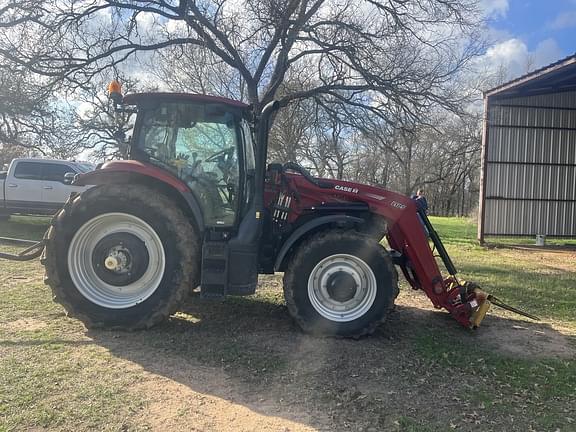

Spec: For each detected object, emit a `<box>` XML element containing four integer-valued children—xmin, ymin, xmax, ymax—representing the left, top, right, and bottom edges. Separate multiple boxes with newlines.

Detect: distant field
<box><xmin>1</xmin><ymin>215</ymin><xmax>574</xmax><ymax>431</ymax></box>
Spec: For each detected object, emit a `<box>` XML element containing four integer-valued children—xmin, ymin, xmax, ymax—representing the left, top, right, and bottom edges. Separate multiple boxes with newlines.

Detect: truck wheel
<box><xmin>283</xmin><ymin>231</ymin><xmax>398</xmax><ymax>337</ymax></box>
<box><xmin>43</xmin><ymin>184</ymin><xmax>200</xmax><ymax>330</ymax></box>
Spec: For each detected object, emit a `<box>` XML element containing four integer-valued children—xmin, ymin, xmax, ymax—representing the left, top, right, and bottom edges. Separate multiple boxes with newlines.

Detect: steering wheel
<box><xmin>205</xmin><ymin>147</ymin><xmax>235</xmax><ymax>163</ymax></box>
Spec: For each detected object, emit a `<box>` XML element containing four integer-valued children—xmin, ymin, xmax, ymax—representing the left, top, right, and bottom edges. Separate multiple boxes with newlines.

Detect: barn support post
<box><xmin>478</xmin><ymin>95</ymin><xmax>490</xmax><ymax>245</ymax></box>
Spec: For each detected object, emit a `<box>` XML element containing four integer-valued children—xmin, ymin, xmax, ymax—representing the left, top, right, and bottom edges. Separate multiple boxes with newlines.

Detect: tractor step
<box><xmin>200</xmin><ymin>240</ymin><xmax>229</xmax><ymax>298</ymax></box>
<box><xmin>389</xmin><ymin>249</ymin><xmax>405</xmax><ymax>266</ymax></box>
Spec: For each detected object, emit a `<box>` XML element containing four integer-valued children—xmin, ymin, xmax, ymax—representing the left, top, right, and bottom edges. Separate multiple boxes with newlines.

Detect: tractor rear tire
<box><xmin>43</xmin><ymin>184</ymin><xmax>200</xmax><ymax>330</ymax></box>
<box><xmin>283</xmin><ymin>230</ymin><xmax>398</xmax><ymax>337</ymax></box>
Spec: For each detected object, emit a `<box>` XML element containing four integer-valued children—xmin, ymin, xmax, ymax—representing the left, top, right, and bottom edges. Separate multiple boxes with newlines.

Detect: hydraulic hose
<box><xmin>282</xmin><ymin>162</ymin><xmax>333</xmax><ymax>189</ymax></box>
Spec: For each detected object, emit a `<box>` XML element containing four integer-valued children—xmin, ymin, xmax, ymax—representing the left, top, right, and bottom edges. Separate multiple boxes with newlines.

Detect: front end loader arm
<box><xmin>387</xmin><ymin>207</ymin><xmax>538</xmax><ymax>328</ymax></box>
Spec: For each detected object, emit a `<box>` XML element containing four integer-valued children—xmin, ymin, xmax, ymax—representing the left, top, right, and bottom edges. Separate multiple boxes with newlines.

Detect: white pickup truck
<box><xmin>0</xmin><ymin>158</ymin><xmax>94</xmax><ymax>218</ymax></box>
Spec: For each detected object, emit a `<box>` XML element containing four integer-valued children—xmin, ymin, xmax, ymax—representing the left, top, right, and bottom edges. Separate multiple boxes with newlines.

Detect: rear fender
<box><xmin>75</xmin><ymin>164</ymin><xmax>204</xmax><ymax>231</ymax></box>
<box><xmin>274</xmin><ymin>215</ymin><xmax>364</xmax><ymax>271</ymax></box>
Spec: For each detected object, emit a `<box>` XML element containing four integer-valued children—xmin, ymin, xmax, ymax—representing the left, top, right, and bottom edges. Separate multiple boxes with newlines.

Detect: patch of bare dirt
<box><xmin>475</xmin><ymin>320</ymin><xmax>576</xmax><ymax>359</ymax></box>
<box><xmin>4</xmin><ymin>265</ymin><xmax>573</xmax><ymax>431</ymax></box>
<box><xmin>3</xmin><ymin>318</ymin><xmax>47</xmax><ymax>332</ymax></box>
<box><xmin>79</xmin><ymin>281</ymin><xmax>574</xmax><ymax>432</ymax></box>
<box><xmin>498</xmin><ymin>247</ymin><xmax>576</xmax><ymax>273</ymax></box>
<box><xmin>133</xmin><ymin>374</ymin><xmax>323</xmax><ymax>432</ymax></box>
<box><xmin>396</xmin><ymin>289</ymin><xmax>576</xmax><ymax>359</ymax></box>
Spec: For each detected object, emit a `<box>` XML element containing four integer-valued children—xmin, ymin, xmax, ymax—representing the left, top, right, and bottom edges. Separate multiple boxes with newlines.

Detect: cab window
<box><xmin>14</xmin><ymin>162</ymin><xmax>42</xmax><ymax>180</ymax></box>
<box><xmin>43</xmin><ymin>164</ymin><xmax>75</xmax><ymax>182</ymax></box>
<box><xmin>137</xmin><ymin>102</ymin><xmax>240</xmax><ymax>227</ymax></box>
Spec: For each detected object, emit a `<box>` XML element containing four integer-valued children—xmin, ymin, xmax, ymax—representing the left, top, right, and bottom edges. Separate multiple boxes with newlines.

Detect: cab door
<box><xmin>136</xmin><ymin>102</ymin><xmax>241</xmax><ymax>227</ymax></box>
<box><xmin>6</xmin><ymin>161</ymin><xmax>43</xmax><ymax>211</ymax></box>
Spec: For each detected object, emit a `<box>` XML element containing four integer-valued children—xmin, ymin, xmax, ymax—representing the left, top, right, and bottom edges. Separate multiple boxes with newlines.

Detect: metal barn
<box><xmin>478</xmin><ymin>55</ymin><xmax>576</xmax><ymax>243</ymax></box>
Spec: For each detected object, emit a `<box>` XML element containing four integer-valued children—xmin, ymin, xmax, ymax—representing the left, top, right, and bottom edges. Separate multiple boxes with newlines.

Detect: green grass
<box><xmin>416</xmin><ymin>217</ymin><xmax>576</xmax><ymax>430</ymax></box>
<box><xmin>487</xmin><ymin>236</ymin><xmax>576</xmax><ymax>247</ymax></box>
<box><xmin>0</xmin><ymin>286</ymin><xmax>146</xmax><ymax>431</ymax></box>
<box><xmin>428</xmin><ymin>216</ymin><xmax>481</xmax><ymax>247</ymax></box>
<box><xmin>429</xmin><ymin>216</ymin><xmax>576</xmax><ymax>322</ymax></box>
<box><xmin>413</xmin><ymin>330</ymin><xmax>575</xmax><ymax>431</ymax></box>
<box><xmin>0</xmin><ymin>215</ymin><xmax>51</xmax><ymax>240</ymax></box>
<box><xmin>429</xmin><ymin>215</ymin><xmax>576</xmax><ymax>247</ymax></box>
<box><xmin>0</xmin><ymin>348</ymin><xmax>144</xmax><ymax>430</ymax></box>
<box><xmin>0</xmin><ymin>215</ymin><xmax>575</xmax><ymax>431</ymax></box>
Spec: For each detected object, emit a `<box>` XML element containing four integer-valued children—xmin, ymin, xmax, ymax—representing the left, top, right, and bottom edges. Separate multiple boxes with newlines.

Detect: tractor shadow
<box><xmin>85</xmin><ymin>288</ymin><xmax>576</xmax><ymax>430</ymax></box>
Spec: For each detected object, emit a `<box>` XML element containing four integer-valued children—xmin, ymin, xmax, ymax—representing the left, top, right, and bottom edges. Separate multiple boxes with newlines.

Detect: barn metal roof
<box><xmin>485</xmin><ymin>53</ymin><xmax>576</xmax><ymax>99</ymax></box>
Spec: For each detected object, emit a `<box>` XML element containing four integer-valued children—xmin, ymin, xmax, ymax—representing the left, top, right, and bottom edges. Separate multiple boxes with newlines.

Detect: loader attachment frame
<box><xmin>0</xmin><ymin>237</ymin><xmax>45</xmax><ymax>261</ymax></box>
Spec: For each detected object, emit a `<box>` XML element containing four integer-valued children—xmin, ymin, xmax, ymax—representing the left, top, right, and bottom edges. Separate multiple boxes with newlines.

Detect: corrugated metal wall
<box><xmin>484</xmin><ymin>90</ymin><xmax>576</xmax><ymax>236</ymax></box>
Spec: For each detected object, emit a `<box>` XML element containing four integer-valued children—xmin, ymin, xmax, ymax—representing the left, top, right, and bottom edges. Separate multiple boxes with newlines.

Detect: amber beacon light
<box><xmin>108</xmin><ymin>79</ymin><xmax>123</xmax><ymax>106</ymax></box>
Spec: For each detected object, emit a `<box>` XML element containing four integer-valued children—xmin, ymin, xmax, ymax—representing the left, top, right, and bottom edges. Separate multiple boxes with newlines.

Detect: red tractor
<box><xmin>35</xmin><ymin>85</ymin><xmax>526</xmax><ymax>337</ymax></box>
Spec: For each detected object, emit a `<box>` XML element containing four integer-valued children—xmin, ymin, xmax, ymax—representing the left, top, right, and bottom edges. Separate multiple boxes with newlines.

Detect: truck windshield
<box><xmin>136</xmin><ymin>102</ymin><xmax>241</xmax><ymax>227</ymax></box>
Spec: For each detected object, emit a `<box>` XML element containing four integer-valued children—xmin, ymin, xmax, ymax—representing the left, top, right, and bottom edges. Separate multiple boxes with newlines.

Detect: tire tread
<box><xmin>283</xmin><ymin>230</ymin><xmax>398</xmax><ymax>338</ymax></box>
<box><xmin>43</xmin><ymin>184</ymin><xmax>199</xmax><ymax>330</ymax></box>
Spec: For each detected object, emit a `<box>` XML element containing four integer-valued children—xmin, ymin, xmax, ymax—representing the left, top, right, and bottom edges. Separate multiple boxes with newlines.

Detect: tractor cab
<box><xmin>122</xmin><ymin>93</ymin><xmax>255</xmax><ymax>229</ymax></box>
<box><xmin>99</xmin><ymin>90</ymin><xmax>280</xmax><ymax>301</ymax></box>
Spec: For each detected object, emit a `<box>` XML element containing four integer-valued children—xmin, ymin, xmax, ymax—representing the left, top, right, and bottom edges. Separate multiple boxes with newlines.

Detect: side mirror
<box><xmin>63</xmin><ymin>172</ymin><xmax>77</xmax><ymax>185</ymax></box>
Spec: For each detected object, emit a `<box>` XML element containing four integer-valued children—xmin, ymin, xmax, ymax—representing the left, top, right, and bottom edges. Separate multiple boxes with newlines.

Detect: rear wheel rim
<box><xmin>307</xmin><ymin>254</ymin><xmax>377</xmax><ymax>322</ymax></box>
<box><xmin>67</xmin><ymin>213</ymin><xmax>165</xmax><ymax>309</ymax></box>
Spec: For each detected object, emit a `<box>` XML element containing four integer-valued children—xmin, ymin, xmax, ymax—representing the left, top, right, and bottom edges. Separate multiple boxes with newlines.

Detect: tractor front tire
<box><xmin>283</xmin><ymin>231</ymin><xmax>398</xmax><ymax>337</ymax></box>
<box><xmin>43</xmin><ymin>184</ymin><xmax>200</xmax><ymax>330</ymax></box>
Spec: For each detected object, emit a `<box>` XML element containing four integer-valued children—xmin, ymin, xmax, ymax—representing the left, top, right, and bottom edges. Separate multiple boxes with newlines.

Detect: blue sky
<box><xmin>490</xmin><ymin>0</ymin><xmax>576</xmax><ymax>53</ymax></box>
<box><xmin>480</xmin><ymin>0</ymin><xmax>575</xmax><ymax>78</ymax></box>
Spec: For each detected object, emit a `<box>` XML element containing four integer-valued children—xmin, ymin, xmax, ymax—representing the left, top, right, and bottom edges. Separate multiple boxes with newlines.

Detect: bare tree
<box><xmin>424</xmin><ymin>112</ymin><xmax>481</xmax><ymax>215</ymax></box>
<box><xmin>0</xmin><ymin>0</ymin><xmax>483</xmax><ymax>119</ymax></box>
<box><xmin>0</xmin><ymin>67</ymin><xmax>53</xmax><ymax>153</ymax></box>
<box><xmin>69</xmin><ymin>75</ymin><xmax>141</xmax><ymax>160</ymax></box>
<box><xmin>0</xmin><ymin>0</ymin><xmax>487</xmax><ymax>209</ymax></box>
<box><xmin>0</xmin><ymin>143</ymin><xmax>26</xmax><ymax>169</ymax></box>
<box><xmin>0</xmin><ymin>64</ymin><xmax>89</xmax><ymax>158</ymax></box>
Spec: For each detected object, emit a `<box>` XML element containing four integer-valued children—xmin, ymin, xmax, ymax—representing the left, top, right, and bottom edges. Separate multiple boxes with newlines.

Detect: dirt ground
<box><xmin>2</xmin><ymin>246</ymin><xmax>576</xmax><ymax>431</ymax></box>
<box><xmin>496</xmin><ymin>245</ymin><xmax>576</xmax><ymax>273</ymax></box>
<box><xmin>83</xmin><ymin>276</ymin><xmax>576</xmax><ymax>432</ymax></box>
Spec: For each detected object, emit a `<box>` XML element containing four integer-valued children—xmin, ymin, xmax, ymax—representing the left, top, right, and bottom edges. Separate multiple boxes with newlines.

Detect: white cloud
<box><xmin>479</xmin><ymin>0</ymin><xmax>509</xmax><ymax>19</ymax></box>
<box><xmin>166</xmin><ymin>19</ymin><xmax>187</xmax><ymax>36</ymax></box>
<box><xmin>135</xmin><ymin>11</ymin><xmax>157</xmax><ymax>34</ymax></box>
<box><xmin>477</xmin><ymin>37</ymin><xmax>563</xmax><ymax>81</ymax></box>
<box><xmin>481</xmin><ymin>38</ymin><xmax>528</xmax><ymax>75</ymax></box>
<box><xmin>532</xmin><ymin>38</ymin><xmax>565</xmax><ymax>67</ymax></box>
<box><xmin>548</xmin><ymin>11</ymin><xmax>576</xmax><ymax>30</ymax></box>
<box><xmin>483</xmin><ymin>26</ymin><xmax>513</xmax><ymax>45</ymax></box>
<box><xmin>76</xmin><ymin>101</ymin><xmax>94</xmax><ymax>120</ymax></box>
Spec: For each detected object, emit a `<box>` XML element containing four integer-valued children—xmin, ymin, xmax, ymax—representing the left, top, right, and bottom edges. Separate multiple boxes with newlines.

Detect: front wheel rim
<box><xmin>307</xmin><ymin>254</ymin><xmax>377</xmax><ymax>322</ymax></box>
<box><xmin>67</xmin><ymin>213</ymin><xmax>166</xmax><ymax>309</ymax></box>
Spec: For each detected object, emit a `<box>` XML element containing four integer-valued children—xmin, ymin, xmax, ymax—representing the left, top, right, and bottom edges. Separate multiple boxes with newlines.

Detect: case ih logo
<box><xmin>334</xmin><ymin>185</ymin><xmax>359</xmax><ymax>194</ymax></box>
